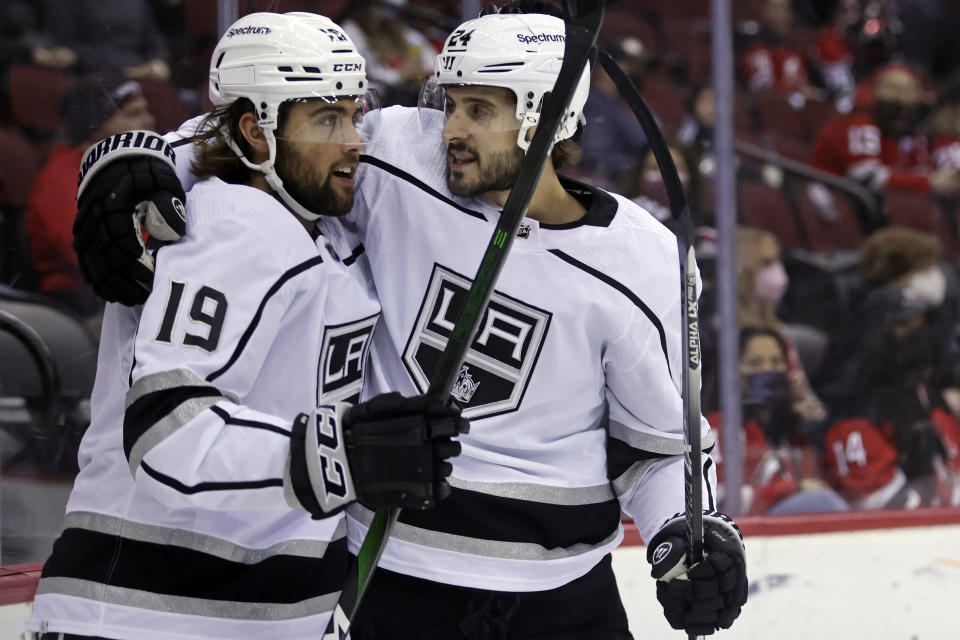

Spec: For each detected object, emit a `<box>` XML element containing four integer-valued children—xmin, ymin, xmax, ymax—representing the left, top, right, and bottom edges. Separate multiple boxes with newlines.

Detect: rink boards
<box><xmin>2</xmin><ymin>509</ymin><xmax>960</xmax><ymax>640</ymax></box>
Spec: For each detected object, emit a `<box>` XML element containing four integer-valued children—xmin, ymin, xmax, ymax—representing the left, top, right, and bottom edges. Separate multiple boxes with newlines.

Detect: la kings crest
<box><xmin>318</xmin><ymin>313</ymin><xmax>379</xmax><ymax>405</ymax></box>
<box><xmin>403</xmin><ymin>264</ymin><xmax>551</xmax><ymax>418</ymax></box>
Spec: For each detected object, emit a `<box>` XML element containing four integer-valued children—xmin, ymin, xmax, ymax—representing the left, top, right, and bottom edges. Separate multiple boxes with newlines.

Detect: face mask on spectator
<box><xmin>743</xmin><ymin>371</ymin><xmax>791</xmax><ymax>409</ymax></box>
<box><xmin>754</xmin><ymin>261</ymin><xmax>789</xmax><ymax>302</ymax></box>
<box><xmin>903</xmin><ymin>265</ymin><xmax>946</xmax><ymax>307</ymax></box>
<box><xmin>873</xmin><ymin>99</ymin><xmax>918</xmax><ymax>136</ymax></box>
<box><xmin>742</xmin><ymin>371</ymin><xmax>793</xmax><ymax>442</ymax></box>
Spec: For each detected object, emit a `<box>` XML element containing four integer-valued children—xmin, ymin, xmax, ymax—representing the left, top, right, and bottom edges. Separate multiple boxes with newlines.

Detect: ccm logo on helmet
<box><xmin>77</xmin><ymin>132</ymin><xmax>175</xmax><ymax>185</ymax></box>
<box><xmin>516</xmin><ymin>33</ymin><xmax>565</xmax><ymax>44</ymax></box>
<box><xmin>332</xmin><ymin>63</ymin><xmax>363</xmax><ymax>72</ymax></box>
<box><xmin>226</xmin><ymin>25</ymin><xmax>271</xmax><ymax>37</ymax></box>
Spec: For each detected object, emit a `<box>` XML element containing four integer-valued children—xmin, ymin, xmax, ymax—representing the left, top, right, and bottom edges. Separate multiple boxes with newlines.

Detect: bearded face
<box><xmin>441</xmin><ymin>85</ymin><xmax>525</xmax><ymax>199</ymax></box>
<box><xmin>274</xmin><ymin>137</ymin><xmax>356</xmax><ymax>217</ymax></box>
<box><xmin>446</xmin><ymin>140</ymin><xmax>524</xmax><ymax>197</ymax></box>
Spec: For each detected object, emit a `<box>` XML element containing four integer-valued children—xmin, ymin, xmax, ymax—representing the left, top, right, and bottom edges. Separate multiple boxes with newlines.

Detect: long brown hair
<box><xmin>188</xmin><ymin>98</ymin><xmax>258</xmax><ymax>184</ymax></box>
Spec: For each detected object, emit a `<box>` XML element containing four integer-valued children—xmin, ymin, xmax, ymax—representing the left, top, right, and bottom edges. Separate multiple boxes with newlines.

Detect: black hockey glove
<box><xmin>285</xmin><ymin>393</ymin><xmax>468</xmax><ymax>517</ymax></box>
<box><xmin>73</xmin><ymin>130</ymin><xmax>186</xmax><ymax>306</ymax></box>
<box><xmin>647</xmin><ymin>511</ymin><xmax>748</xmax><ymax>637</ymax></box>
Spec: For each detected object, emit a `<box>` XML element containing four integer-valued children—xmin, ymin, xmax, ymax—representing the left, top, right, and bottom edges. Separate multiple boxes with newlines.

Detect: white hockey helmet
<box><xmin>208</xmin><ymin>12</ymin><xmax>375</xmax><ymax>220</ymax></box>
<box><xmin>429</xmin><ymin>12</ymin><xmax>590</xmax><ymax>151</ymax></box>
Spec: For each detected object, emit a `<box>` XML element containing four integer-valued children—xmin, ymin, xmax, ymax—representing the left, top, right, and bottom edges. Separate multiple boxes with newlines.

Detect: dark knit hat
<box><xmin>59</xmin><ymin>73</ymin><xmax>143</xmax><ymax>146</ymax></box>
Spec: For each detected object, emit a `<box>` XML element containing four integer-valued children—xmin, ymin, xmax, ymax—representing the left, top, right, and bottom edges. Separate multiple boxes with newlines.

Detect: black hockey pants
<box><xmin>351</xmin><ymin>553</ymin><xmax>635</xmax><ymax>640</ymax></box>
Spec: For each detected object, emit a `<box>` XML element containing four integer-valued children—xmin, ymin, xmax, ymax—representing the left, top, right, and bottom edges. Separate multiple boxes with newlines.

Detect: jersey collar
<box><xmin>539</xmin><ymin>174</ymin><xmax>617</xmax><ymax>230</ymax></box>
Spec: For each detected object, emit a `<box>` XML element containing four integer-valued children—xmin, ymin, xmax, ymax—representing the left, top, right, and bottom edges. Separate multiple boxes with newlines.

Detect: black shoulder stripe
<box><xmin>547</xmin><ymin>248</ymin><xmax>672</xmax><ymax>377</ymax></box>
<box><xmin>360</xmin><ymin>154</ymin><xmax>487</xmax><ymax>221</ymax></box>
<box><xmin>124</xmin><ymin>386</ymin><xmax>224</xmax><ymax>461</ymax></box>
<box><xmin>140</xmin><ymin>461</ymin><xmax>284</xmax><ymax>494</ymax></box>
<box><xmin>207</xmin><ymin>255</ymin><xmax>325</xmax><ymax>382</ymax></box>
<box><xmin>342</xmin><ymin>243</ymin><xmax>365</xmax><ymax>266</ymax></box>
<box><xmin>170</xmin><ymin>137</ymin><xmax>192</xmax><ymax>148</ymax></box>
<box><xmin>606</xmin><ymin>435</ymin><xmax>673</xmax><ymax>481</ymax></box>
<box><xmin>209</xmin><ymin>405</ymin><xmax>291</xmax><ymax>438</ymax></box>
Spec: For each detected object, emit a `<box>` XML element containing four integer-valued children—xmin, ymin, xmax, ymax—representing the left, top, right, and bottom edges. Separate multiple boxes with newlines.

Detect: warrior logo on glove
<box><xmin>77</xmin><ymin>130</ymin><xmax>176</xmax><ymax>186</ymax></box>
<box><xmin>73</xmin><ymin>130</ymin><xmax>187</xmax><ymax>305</ymax></box>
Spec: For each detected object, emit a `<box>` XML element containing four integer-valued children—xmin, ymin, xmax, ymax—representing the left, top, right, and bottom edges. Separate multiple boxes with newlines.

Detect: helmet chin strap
<box><xmin>223</xmin><ymin>123</ymin><xmax>324</xmax><ymax>222</ymax></box>
<box><xmin>516</xmin><ymin>112</ymin><xmax>541</xmax><ymax>152</ymax></box>
<box><xmin>514</xmin><ymin>108</ymin><xmax>585</xmax><ymax>152</ymax></box>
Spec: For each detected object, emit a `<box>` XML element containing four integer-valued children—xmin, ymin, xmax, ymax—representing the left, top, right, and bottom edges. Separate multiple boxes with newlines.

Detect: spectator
<box><xmin>739</xmin><ymin>0</ymin><xmax>820</xmax><ymax>100</ymax></box>
<box><xmin>25</xmin><ymin>73</ymin><xmax>155</xmax><ymax>326</ymax></box>
<box><xmin>0</xmin><ymin>0</ymin><xmax>76</xmax><ymax>120</ymax></box>
<box><xmin>710</xmin><ymin>326</ymin><xmax>849</xmax><ymax>515</ymax></box>
<box><xmin>676</xmin><ymin>83</ymin><xmax>718</xmax><ymax>185</ymax></box>
<box><xmin>808</xmin><ymin>5</ymin><xmax>856</xmax><ymax>111</ymax></box>
<box><xmin>823</xmin><ymin>227</ymin><xmax>960</xmax><ymax>508</ymax></box>
<box><xmin>341</xmin><ymin>4</ymin><xmax>436</xmax><ymax>106</ymax></box>
<box><xmin>812</xmin><ymin>64</ymin><xmax>960</xmax><ymax>199</ymax></box>
<box><xmin>578</xmin><ymin>36</ymin><xmax>649</xmax><ymax>186</ymax></box>
<box><xmin>736</xmin><ymin>227</ymin><xmax>828</xmax><ymax>425</ymax></box>
<box><xmin>0</xmin><ymin>0</ymin><xmax>76</xmax><ymax>71</ymax></box>
<box><xmin>823</xmin><ymin>286</ymin><xmax>960</xmax><ymax>508</ymax></box>
<box><xmin>925</xmin><ymin>76</ymin><xmax>960</xmax><ymax>174</ymax></box>
<box><xmin>676</xmin><ymin>83</ymin><xmax>714</xmax><ymax>154</ymax></box>
<box><xmin>625</xmin><ymin>141</ymin><xmax>703</xmax><ymax>227</ymax></box>
<box><xmin>42</xmin><ymin>0</ymin><xmax>171</xmax><ymax>80</ymax></box>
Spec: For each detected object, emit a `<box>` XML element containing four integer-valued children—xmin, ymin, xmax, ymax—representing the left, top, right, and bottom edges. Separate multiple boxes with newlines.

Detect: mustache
<box><xmin>447</xmin><ymin>142</ymin><xmax>478</xmax><ymax>161</ymax></box>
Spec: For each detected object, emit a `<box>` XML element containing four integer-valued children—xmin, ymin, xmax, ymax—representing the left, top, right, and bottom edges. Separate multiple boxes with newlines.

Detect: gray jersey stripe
<box><xmin>349</xmin><ymin>507</ymin><xmax>620</xmax><ymax>560</ymax></box>
<box><xmin>126</xmin><ymin>368</ymin><xmax>233</xmax><ymax>409</ymax></box>
<box><xmin>610</xmin><ymin>459</ymin><xmax>659</xmax><ymax>498</ymax></box>
<box><xmin>35</xmin><ymin>577</ymin><xmax>339</xmax><ymax>621</ymax></box>
<box><xmin>63</xmin><ymin>511</ymin><xmax>344</xmax><ymax>563</ymax></box>
<box><xmin>126</xmin><ymin>396</ymin><xmax>223</xmax><ymax>475</ymax></box>
<box><xmin>608</xmin><ymin>419</ymin><xmax>715</xmax><ymax>455</ymax></box>
<box><xmin>446</xmin><ymin>476</ymin><xmax>615</xmax><ymax>505</ymax></box>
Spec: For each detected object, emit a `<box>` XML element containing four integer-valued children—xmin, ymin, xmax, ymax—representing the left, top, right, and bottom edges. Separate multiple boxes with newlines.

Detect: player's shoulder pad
<box><xmin>185</xmin><ymin>178</ymin><xmax>320</xmax><ymax>267</ymax></box>
<box><xmin>77</xmin><ymin>130</ymin><xmax>177</xmax><ymax>201</ymax></box>
<box><xmin>609</xmin><ymin>192</ymin><xmax>679</xmax><ymax>239</ymax></box>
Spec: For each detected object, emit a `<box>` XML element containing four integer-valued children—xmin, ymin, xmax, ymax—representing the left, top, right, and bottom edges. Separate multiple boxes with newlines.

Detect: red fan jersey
<box><xmin>709</xmin><ymin>412</ymin><xmax>800</xmax><ymax>515</ymax></box>
<box><xmin>812</xmin><ymin>112</ymin><xmax>932</xmax><ymax>190</ymax></box>
<box><xmin>931</xmin><ymin>134</ymin><xmax>960</xmax><ymax>172</ymax></box>
<box><xmin>822</xmin><ymin>417</ymin><xmax>899</xmax><ymax>501</ymax></box>
<box><xmin>741</xmin><ymin>42</ymin><xmax>810</xmax><ymax>94</ymax></box>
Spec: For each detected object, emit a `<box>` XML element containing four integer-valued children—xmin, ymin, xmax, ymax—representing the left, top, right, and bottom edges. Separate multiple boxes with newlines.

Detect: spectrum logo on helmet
<box><xmin>516</xmin><ymin>33</ymin><xmax>564</xmax><ymax>44</ymax></box>
<box><xmin>226</xmin><ymin>25</ymin><xmax>272</xmax><ymax>37</ymax></box>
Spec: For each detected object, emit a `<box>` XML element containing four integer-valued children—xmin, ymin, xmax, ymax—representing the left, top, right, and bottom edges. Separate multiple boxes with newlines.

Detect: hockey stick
<box><xmin>321</xmin><ymin>3</ymin><xmax>605</xmax><ymax>638</ymax></box>
<box><xmin>596</xmin><ymin>50</ymin><xmax>704</xmax><ymax>640</ymax></box>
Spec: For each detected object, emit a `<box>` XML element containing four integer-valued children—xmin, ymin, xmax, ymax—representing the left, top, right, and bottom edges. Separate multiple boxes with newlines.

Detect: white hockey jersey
<box><xmin>27</xmin><ymin>178</ymin><xmax>380</xmax><ymax>640</ymax></box>
<box><xmin>343</xmin><ymin>107</ymin><xmax>717</xmax><ymax>592</ymax></box>
<box><xmin>99</xmin><ymin>108</ymin><xmax>717</xmax><ymax>596</ymax></box>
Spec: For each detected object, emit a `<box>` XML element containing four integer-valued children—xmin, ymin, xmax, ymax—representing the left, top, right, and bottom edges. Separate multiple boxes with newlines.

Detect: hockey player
<box><xmin>26</xmin><ymin>13</ymin><xmax>466</xmax><ymax>640</ymax></box>
<box><xmin>70</xmin><ymin>6</ymin><xmax>748</xmax><ymax>639</ymax></box>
